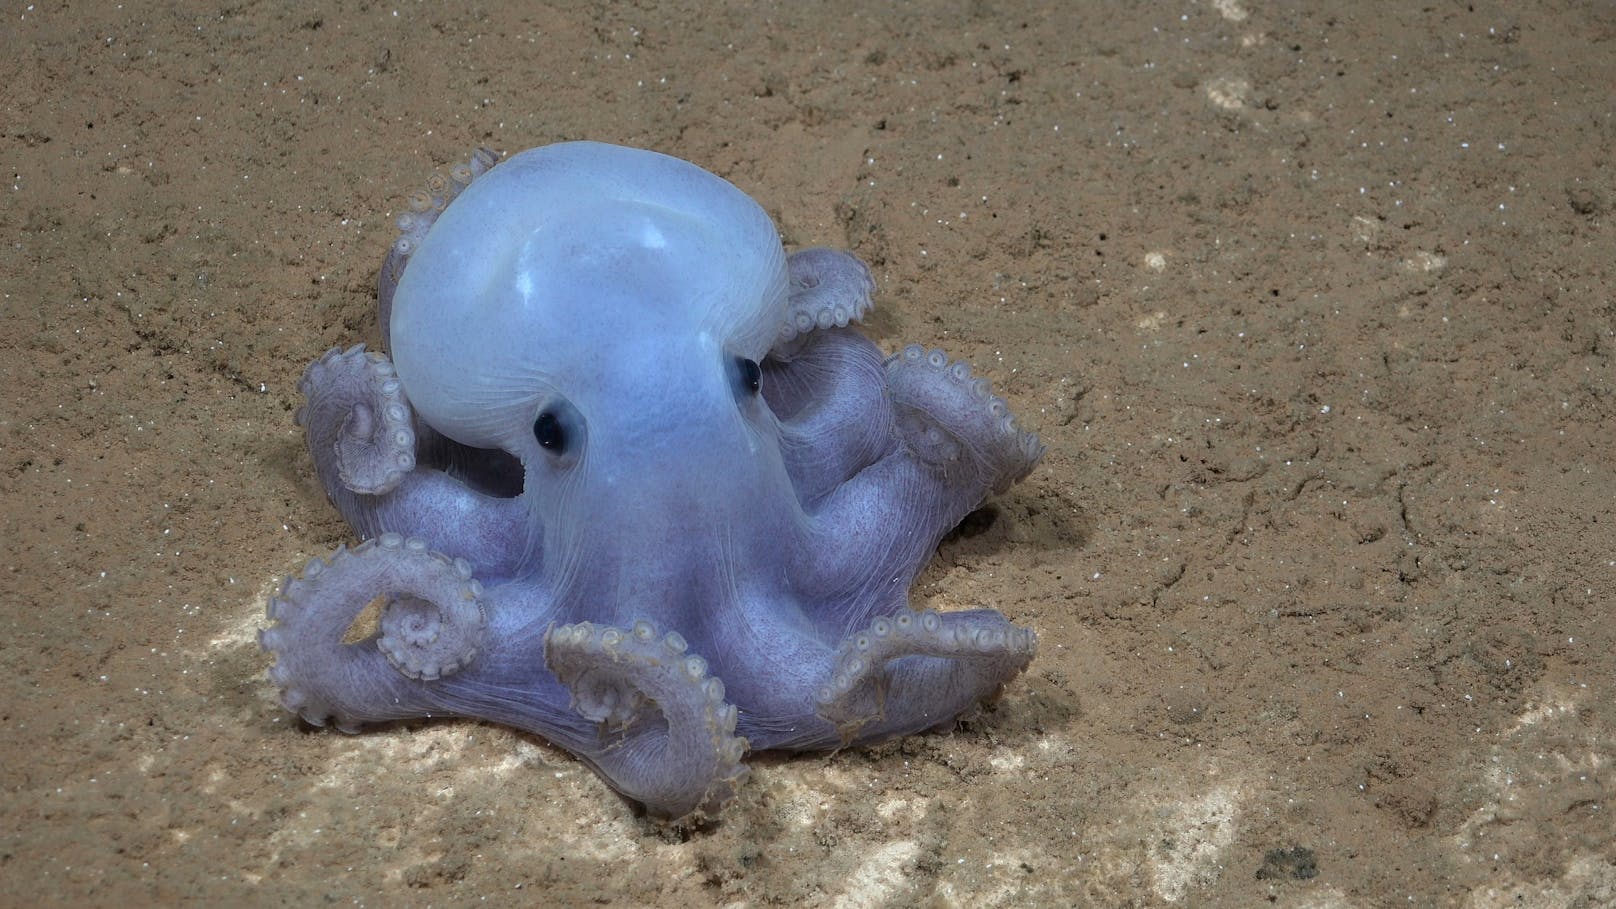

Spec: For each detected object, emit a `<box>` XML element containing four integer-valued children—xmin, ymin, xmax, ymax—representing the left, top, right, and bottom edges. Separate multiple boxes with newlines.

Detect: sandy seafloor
<box><xmin>4</xmin><ymin>1</ymin><xmax>1616</xmax><ymax>906</ymax></box>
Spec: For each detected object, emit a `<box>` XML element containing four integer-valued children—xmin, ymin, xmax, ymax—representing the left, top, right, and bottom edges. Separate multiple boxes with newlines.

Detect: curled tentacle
<box><xmin>885</xmin><ymin>344</ymin><xmax>1045</xmax><ymax>495</ymax></box>
<box><xmin>376</xmin><ymin>554</ymin><xmax>483</xmax><ymax>681</ymax></box>
<box><xmin>544</xmin><ymin>619</ymin><xmax>749</xmax><ymax>820</ymax></box>
<box><xmin>772</xmin><ymin>248</ymin><xmax>877</xmax><ymax>357</ymax></box>
<box><xmin>391</xmin><ymin>147</ymin><xmax>502</xmax><ymax>258</ymax></box>
<box><xmin>259</xmin><ymin>533</ymin><xmax>487</xmax><ymax>732</ymax></box>
<box><xmin>815</xmin><ymin>608</ymin><xmax>1037</xmax><ymax>742</ymax></box>
<box><xmin>297</xmin><ymin>344</ymin><xmax>417</xmax><ymax>496</ymax></box>
<box><xmin>379</xmin><ymin>147</ymin><xmax>502</xmax><ymax>348</ymax></box>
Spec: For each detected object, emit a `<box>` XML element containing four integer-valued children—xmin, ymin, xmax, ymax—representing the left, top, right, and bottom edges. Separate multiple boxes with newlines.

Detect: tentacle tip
<box><xmin>829</xmin><ymin>718</ymin><xmax>872</xmax><ymax>747</ymax></box>
<box><xmin>662</xmin><ymin>767</ymin><xmax>751</xmax><ymax>826</ymax></box>
<box><xmin>375</xmin><ymin>567</ymin><xmax>487</xmax><ymax>681</ymax></box>
<box><xmin>725</xmin><ymin>737</ymin><xmax>749</xmax><ymax>763</ymax></box>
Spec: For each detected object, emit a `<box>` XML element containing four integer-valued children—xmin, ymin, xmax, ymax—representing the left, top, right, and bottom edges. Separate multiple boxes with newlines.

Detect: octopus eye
<box><xmin>736</xmin><ymin>357</ymin><xmax>762</xmax><ymax>395</ymax></box>
<box><xmin>532</xmin><ymin>410</ymin><xmax>566</xmax><ymax>453</ymax></box>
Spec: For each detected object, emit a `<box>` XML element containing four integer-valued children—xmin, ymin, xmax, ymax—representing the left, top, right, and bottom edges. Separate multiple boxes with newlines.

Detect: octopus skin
<box><xmin>260</xmin><ymin>142</ymin><xmax>1045</xmax><ymax>820</ymax></box>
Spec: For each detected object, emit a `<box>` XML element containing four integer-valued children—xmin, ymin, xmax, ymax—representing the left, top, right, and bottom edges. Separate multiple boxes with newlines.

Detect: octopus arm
<box><xmin>542</xmin><ymin>620</ymin><xmax>749</xmax><ymax>820</ymax></box>
<box><xmin>816</xmin><ymin>608</ymin><xmax>1037</xmax><ymax>744</ymax></box>
<box><xmin>297</xmin><ymin>344</ymin><xmax>529</xmax><ymax>577</ymax></box>
<box><xmin>259</xmin><ymin>534</ymin><xmax>488</xmax><ymax>733</ymax></box>
<box><xmin>772</xmin><ymin>248</ymin><xmax>876</xmax><ymax>354</ymax></box>
<box><xmin>794</xmin><ymin>452</ymin><xmax>963</xmax><ymax>630</ymax></box>
<box><xmin>377</xmin><ymin>147</ymin><xmax>501</xmax><ymax>351</ymax></box>
<box><xmin>796</xmin><ymin>341</ymin><xmax>1045</xmax><ymax>616</ymax></box>
<box><xmin>765</xmin><ymin>327</ymin><xmax>897</xmax><ymax>505</ymax></box>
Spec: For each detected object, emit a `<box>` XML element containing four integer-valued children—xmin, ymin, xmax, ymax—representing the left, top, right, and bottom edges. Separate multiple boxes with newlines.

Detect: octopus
<box><xmin>259</xmin><ymin>141</ymin><xmax>1045</xmax><ymax>820</ymax></box>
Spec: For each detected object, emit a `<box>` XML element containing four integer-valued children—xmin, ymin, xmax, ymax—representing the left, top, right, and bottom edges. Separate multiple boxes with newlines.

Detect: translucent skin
<box><xmin>260</xmin><ymin>142</ymin><xmax>1043</xmax><ymax>820</ymax></box>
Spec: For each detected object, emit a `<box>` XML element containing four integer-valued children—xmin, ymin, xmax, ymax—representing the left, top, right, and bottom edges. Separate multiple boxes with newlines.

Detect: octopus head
<box><xmin>389</xmin><ymin>142</ymin><xmax>792</xmax><ymax>533</ymax></box>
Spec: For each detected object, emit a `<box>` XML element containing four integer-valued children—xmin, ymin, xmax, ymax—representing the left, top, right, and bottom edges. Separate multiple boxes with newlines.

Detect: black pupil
<box><xmin>739</xmin><ymin>357</ymin><xmax>761</xmax><ymax>394</ymax></box>
<box><xmin>533</xmin><ymin>410</ymin><xmax>565</xmax><ymax>451</ymax></box>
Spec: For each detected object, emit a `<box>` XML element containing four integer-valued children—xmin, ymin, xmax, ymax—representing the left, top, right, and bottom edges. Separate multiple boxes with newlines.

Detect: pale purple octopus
<box><xmin>259</xmin><ymin>142</ymin><xmax>1044</xmax><ymax>819</ymax></box>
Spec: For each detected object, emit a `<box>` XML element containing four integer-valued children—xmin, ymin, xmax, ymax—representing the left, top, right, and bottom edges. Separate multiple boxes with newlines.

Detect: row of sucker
<box><xmin>774</xmin><ymin>248</ymin><xmax>878</xmax><ymax>351</ymax></box>
<box><xmin>885</xmin><ymin>344</ymin><xmax>1045</xmax><ymax>494</ymax></box>
<box><xmin>814</xmin><ymin>608</ymin><xmax>1038</xmax><ymax>740</ymax></box>
<box><xmin>389</xmin><ymin>147</ymin><xmax>500</xmax><ymax>262</ymax></box>
<box><xmin>543</xmin><ymin>619</ymin><xmax>749</xmax><ymax>820</ymax></box>
<box><xmin>372</xmin><ymin>534</ymin><xmax>485</xmax><ymax>680</ymax></box>
<box><xmin>296</xmin><ymin>344</ymin><xmax>417</xmax><ymax>495</ymax></box>
<box><xmin>258</xmin><ymin>534</ymin><xmax>488</xmax><ymax>733</ymax></box>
